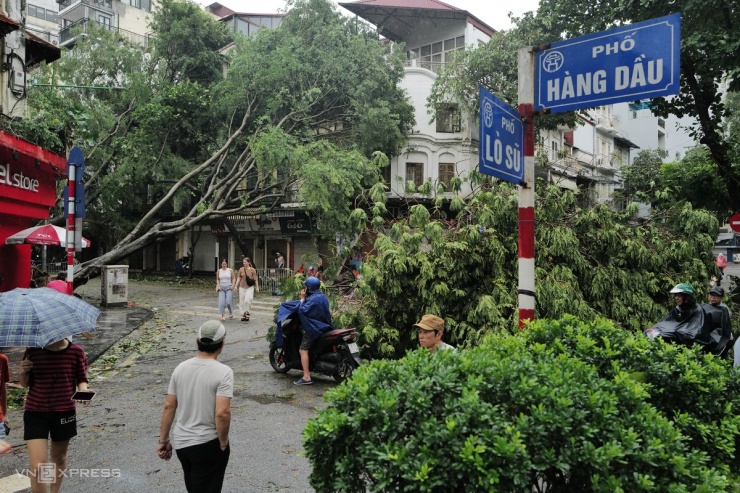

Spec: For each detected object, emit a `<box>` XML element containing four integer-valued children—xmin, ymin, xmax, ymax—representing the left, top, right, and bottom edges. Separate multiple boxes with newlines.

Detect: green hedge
<box><xmin>304</xmin><ymin>317</ymin><xmax>736</xmax><ymax>492</ymax></box>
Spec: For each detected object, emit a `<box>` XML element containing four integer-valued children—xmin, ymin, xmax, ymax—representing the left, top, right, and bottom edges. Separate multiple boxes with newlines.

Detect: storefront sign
<box><xmin>0</xmin><ymin>162</ymin><xmax>40</xmax><ymax>192</ymax></box>
<box><xmin>279</xmin><ymin>213</ymin><xmax>313</xmax><ymax>235</ymax></box>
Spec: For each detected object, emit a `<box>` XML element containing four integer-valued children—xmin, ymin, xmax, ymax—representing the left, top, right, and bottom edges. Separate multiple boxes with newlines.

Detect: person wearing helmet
<box><xmin>702</xmin><ymin>285</ymin><xmax>732</xmax><ymax>354</ymax></box>
<box><xmin>649</xmin><ymin>283</ymin><xmax>712</xmax><ymax>348</ymax></box>
<box><xmin>668</xmin><ymin>283</ymin><xmax>698</xmax><ymax>321</ymax></box>
<box><xmin>294</xmin><ymin>277</ymin><xmax>332</xmax><ymax>385</ymax></box>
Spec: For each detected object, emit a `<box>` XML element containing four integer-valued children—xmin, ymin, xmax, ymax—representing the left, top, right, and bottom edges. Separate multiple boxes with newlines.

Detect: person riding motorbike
<box><xmin>647</xmin><ymin>283</ymin><xmax>713</xmax><ymax>350</ymax></box>
<box><xmin>294</xmin><ymin>277</ymin><xmax>332</xmax><ymax>385</ymax></box>
<box><xmin>702</xmin><ymin>285</ymin><xmax>733</xmax><ymax>357</ymax></box>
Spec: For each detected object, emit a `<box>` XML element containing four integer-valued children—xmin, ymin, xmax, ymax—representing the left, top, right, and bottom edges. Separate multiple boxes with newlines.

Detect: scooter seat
<box><xmin>316</xmin><ymin>327</ymin><xmax>354</xmax><ymax>340</ymax></box>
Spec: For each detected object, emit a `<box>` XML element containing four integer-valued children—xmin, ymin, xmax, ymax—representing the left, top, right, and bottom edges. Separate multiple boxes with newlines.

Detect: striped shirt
<box><xmin>24</xmin><ymin>343</ymin><xmax>88</xmax><ymax>412</ymax></box>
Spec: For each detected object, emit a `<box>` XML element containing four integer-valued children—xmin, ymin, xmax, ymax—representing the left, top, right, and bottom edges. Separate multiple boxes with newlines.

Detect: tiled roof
<box><xmin>345</xmin><ymin>0</ymin><xmax>460</xmax><ymax>10</ymax></box>
<box><xmin>338</xmin><ymin>0</ymin><xmax>496</xmax><ymax>40</ymax></box>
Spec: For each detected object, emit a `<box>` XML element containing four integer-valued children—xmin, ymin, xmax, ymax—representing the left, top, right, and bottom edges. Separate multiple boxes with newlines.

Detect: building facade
<box><xmin>339</xmin><ymin>0</ymin><xmax>494</xmax><ymax>213</ymax></box>
<box><xmin>0</xmin><ymin>0</ymin><xmax>66</xmax><ymax>292</ymax></box>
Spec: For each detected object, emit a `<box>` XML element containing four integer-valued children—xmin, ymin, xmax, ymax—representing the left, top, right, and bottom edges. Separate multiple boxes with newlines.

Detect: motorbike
<box><xmin>269</xmin><ymin>316</ymin><xmax>361</xmax><ymax>382</ymax></box>
<box><xmin>174</xmin><ymin>257</ymin><xmax>190</xmax><ymax>276</ymax></box>
<box><xmin>645</xmin><ymin>307</ymin><xmax>732</xmax><ymax>357</ymax></box>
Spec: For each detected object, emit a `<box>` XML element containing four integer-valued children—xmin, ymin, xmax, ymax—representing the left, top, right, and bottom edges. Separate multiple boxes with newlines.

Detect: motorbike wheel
<box><xmin>333</xmin><ymin>349</ymin><xmax>358</xmax><ymax>383</ymax></box>
<box><xmin>269</xmin><ymin>344</ymin><xmax>291</xmax><ymax>373</ymax></box>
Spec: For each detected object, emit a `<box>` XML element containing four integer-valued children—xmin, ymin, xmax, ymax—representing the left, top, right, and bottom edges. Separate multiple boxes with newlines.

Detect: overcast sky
<box><xmin>213</xmin><ymin>0</ymin><xmax>541</xmax><ymax>31</ymax></box>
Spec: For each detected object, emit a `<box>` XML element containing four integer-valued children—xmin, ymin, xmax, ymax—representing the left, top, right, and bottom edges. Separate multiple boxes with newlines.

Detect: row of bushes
<box><xmin>304</xmin><ymin>316</ymin><xmax>740</xmax><ymax>492</ymax></box>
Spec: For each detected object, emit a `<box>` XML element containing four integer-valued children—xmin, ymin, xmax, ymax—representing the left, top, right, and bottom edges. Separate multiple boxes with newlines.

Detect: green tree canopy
<box><xmin>8</xmin><ymin>0</ymin><xmax>414</xmax><ymax>282</ymax></box>
<box><xmin>335</xmin><ymin>183</ymin><xmax>719</xmax><ymax>359</ymax></box>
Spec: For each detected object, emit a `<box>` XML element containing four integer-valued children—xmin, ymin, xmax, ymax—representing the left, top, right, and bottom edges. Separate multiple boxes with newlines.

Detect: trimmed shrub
<box><xmin>521</xmin><ymin>316</ymin><xmax>740</xmax><ymax>478</ymax></box>
<box><xmin>304</xmin><ymin>323</ymin><xmax>732</xmax><ymax>492</ymax></box>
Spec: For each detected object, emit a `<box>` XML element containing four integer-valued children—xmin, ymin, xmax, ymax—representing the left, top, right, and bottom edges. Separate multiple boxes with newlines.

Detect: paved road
<box><xmin>1</xmin><ymin>279</ymin><xmax>327</xmax><ymax>493</ymax></box>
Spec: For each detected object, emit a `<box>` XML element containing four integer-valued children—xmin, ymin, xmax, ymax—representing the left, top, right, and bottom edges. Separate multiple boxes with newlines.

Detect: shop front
<box><xmin>0</xmin><ymin>131</ymin><xmax>67</xmax><ymax>292</ymax></box>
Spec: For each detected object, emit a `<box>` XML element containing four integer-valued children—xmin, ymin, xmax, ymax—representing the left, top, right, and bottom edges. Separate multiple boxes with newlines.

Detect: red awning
<box><xmin>0</xmin><ymin>131</ymin><xmax>66</xmax><ymax>177</ymax></box>
<box><xmin>24</xmin><ymin>30</ymin><xmax>61</xmax><ymax>67</ymax></box>
<box><xmin>0</xmin><ymin>12</ymin><xmax>19</xmax><ymax>38</ymax></box>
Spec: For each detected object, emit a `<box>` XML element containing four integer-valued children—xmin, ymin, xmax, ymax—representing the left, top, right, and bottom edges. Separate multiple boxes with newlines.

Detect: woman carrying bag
<box><xmin>237</xmin><ymin>257</ymin><xmax>259</xmax><ymax>321</ymax></box>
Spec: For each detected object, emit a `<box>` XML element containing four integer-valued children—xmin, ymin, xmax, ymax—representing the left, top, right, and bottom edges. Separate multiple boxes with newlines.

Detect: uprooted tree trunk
<box><xmin>73</xmin><ymin>99</ymin><xmax>300</xmax><ymax>287</ymax></box>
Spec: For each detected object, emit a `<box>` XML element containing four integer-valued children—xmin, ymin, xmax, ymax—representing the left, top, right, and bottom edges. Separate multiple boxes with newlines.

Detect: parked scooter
<box><xmin>174</xmin><ymin>257</ymin><xmax>190</xmax><ymax>276</ymax></box>
<box><xmin>269</xmin><ymin>316</ymin><xmax>361</xmax><ymax>382</ymax></box>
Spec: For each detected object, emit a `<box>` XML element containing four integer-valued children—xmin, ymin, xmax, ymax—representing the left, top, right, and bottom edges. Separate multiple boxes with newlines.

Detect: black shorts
<box><xmin>300</xmin><ymin>333</ymin><xmax>313</xmax><ymax>351</ymax></box>
<box><xmin>24</xmin><ymin>410</ymin><xmax>77</xmax><ymax>442</ymax></box>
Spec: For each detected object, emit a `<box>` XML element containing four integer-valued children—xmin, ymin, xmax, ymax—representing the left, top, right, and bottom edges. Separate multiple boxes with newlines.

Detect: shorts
<box><xmin>24</xmin><ymin>410</ymin><xmax>77</xmax><ymax>442</ymax></box>
<box><xmin>300</xmin><ymin>333</ymin><xmax>313</xmax><ymax>351</ymax></box>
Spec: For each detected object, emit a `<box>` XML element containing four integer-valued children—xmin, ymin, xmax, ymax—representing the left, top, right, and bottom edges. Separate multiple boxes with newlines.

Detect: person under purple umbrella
<box><xmin>18</xmin><ymin>280</ymin><xmax>93</xmax><ymax>493</ymax></box>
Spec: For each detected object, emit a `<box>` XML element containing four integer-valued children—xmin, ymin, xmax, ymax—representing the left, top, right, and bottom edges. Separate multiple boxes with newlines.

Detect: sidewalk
<box><xmin>3</xmin><ymin>302</ymin><xmax>152</xmax><ymax>377</ymax></box>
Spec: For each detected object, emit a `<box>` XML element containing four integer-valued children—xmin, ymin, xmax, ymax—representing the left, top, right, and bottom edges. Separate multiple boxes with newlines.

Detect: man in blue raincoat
<box><xmin>276</xmin><ymin>277</ymin><xmax>332</xmax><ymax>385</ymax></box>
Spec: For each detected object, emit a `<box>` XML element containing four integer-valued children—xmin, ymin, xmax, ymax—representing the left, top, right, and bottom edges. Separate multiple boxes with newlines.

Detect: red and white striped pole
<box><xmin>66</xmin><ymin>164</ymin><xmax>76</xmax><ymax>295</ymax></box>
<box><xmin>517</xmin><ymin>47</ymin><xmax>536</xmax><ymax>328</ymax></box>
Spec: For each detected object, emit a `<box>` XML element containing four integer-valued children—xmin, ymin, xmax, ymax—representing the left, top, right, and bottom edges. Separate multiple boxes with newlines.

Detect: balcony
<box><xmin>60</xmin><ymin>18</ymin><xmax>150</xmax><ymax>47</ymax></box>
<box><xmin>404</xmin><ymin>59</ymin><xmax>447</xmax><ymax>74</ymax></box>
<box><xmin>595</xmin><ymin>115</ymin><xmax>621</xmax><ymax>137</ymax></box>
<box><xmin>58</xmin><ymin>0</ymin><xmax>112</xmax><ymax>11</ymax></box>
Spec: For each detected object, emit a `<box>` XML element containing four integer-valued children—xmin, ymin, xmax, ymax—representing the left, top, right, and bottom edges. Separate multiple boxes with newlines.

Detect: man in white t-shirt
<box><xmin>157</xmin><ymin>321</ymin><xmax>234</xmax><ymax>493</ymax></box>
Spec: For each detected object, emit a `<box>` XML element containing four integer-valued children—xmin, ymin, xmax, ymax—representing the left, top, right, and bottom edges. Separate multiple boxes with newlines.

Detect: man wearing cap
<box><xmin>703</xmin><ymin>286</ymin><xmax>732</xmax><ymax>353</ymax></box>
<box><xmin>157</xmin><ymin>320</ymin><xmax>234</xmax><ymax>493</ymax></box>
<box><xmin>414</xmin><ymin>314</ymin><xmax>455</xmax><ymax>353</ymax></box>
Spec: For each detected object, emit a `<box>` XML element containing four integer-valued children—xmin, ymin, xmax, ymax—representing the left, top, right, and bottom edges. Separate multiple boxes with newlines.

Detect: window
<box><xmin>439</xmin><ymin>163</ymin><xmax>455</xmax><ymax>189</ymax></box>
<box><xmin>381</xmin><ymin>164</ymin><xmax>391</xmax><ymax>185</ymax></box>
<box><xmin>436</xmin><ymin>104</ymin><xmax>461</xmax><ymax>133</ymax></box>
<box><xmin>28</xmin><ymin>5</ymin><xmax>45</xmax><ymax>19</ymax></box>
<box><xmin>406</xmin><ymin>163</ymin><xmax>423</xmax><ymax>187</ymax></box>
<box><xmin>408</xmin><ymin>35</ymin><xmax>464</xmax><ymax>71</ymax></box>
<box><xmin>98</xmin><ymin>15</ymin><xmax>112</xmax><ymax>29</ymax></box>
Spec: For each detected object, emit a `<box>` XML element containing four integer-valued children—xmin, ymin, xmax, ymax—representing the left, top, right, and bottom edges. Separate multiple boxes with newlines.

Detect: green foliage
<box><xmin>618</xmin><ymin>148</ymin><xmax>731</xmax><ymax>220</ymax></box>
<box><xmin>522</xmin><ymin>316</ymin><xmax>740</xmax><ymax>477</ymax></box>
<box><xmin>618</xmin><ymin>149</ymin><xmax>666</xmax><ymax>205</ymax></box>
<box><xmin>304</xmin><ymin>317</ymin><xmax>734</xmax><ymax>492</ymax></box>
<box><xmin>347</xmin><ymin>184</ymin><xmax>718</xmax><ymax>359</ymax></box>
<box><xmin>149</xmin><ymin>0</ymin><xmax>233</xmax><ymax>85</ymax></box>
<box><xmin>11</xmin><ymin>0</ymin><xmax>414</xmax><ymax>275</ymax></box>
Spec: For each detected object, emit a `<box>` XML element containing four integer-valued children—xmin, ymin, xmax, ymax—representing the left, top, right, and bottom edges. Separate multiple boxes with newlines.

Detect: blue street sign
<box><xmin>535</xmin><ymin>13</ymin><xmax>681</xmax><ymax>113</ymax></box>
<box><xmin>479</xmin><ymin>86</ymin><xmax>524</xmax><ymax>184</ymax></box>
<box><xmin>63</xmin><ymin>146</ymin><xmax>86</xmax><ymax>219</ymax></box>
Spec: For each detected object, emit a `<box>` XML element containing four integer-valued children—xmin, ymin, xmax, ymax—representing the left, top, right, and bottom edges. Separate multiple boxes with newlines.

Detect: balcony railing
<box><xmin>404</xmin><ymin>59</ymin><xmax>447</xmax><ymax>74</ymax></box>
<box><xmin>60</xmin><ymin>18</ymin><xmax>150</xmax><ymax>47</ymax></box>
<box><xmin>58</xmin><ymin>0</ymin><xmax>112</xmax><ymax>10</ymax></box>
<box><xmin>25</xmin><ymin>27</ymin><xmax>59</xmax><ymax>45</ymax></box>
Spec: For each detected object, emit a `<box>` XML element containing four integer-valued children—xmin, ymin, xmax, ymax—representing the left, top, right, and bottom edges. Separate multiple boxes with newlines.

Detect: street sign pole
<box><xmin>66</xmin><ymin>162</ymin><xmax>76</xmax><ymax>295</ymax></box>
<box><xmin>65</xmin><ymin>147</ymin><xmax>85</xmax><ymax>295</ymax></box>
<box><xmin>517</xmin><ymin>47</ymin><xmax>536</xmax><ymax>328</ymax></box>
